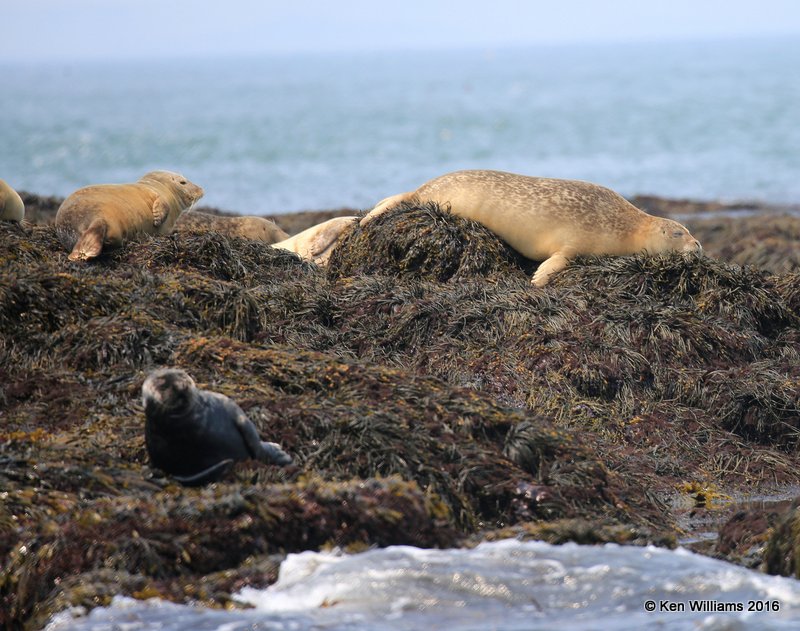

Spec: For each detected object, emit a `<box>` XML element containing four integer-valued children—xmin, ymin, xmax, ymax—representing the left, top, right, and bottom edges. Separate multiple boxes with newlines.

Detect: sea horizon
<box><xmin>2</xmin><ymin>35</ymin><xmax>799</xmax><ymax>214</ymax></box>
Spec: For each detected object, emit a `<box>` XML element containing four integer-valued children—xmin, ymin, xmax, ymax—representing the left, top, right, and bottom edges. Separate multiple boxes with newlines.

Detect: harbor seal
<box><xmin>55</xmin><ymin>170</ymin><xmax>204</xmax><ymax>261</ymax></box>
<box><xmin>360</xmin><ymin>170</ymin><xmax>702</xmax><ymax>286</ymax></box>
<box><xmin>142</xmin><ymin>368</ymin><xmax>292</xmax><ymax>486</ymax></box>
<box><xmin>0</xmin><ymin>179</ymin><xmax>25</xmax><ymax>222</ymax></box>
<box><xmin>177</xmin><ymin>210</ymin><xmax>289</xmax><ymax>243</ymax></box>
<box><xmin>272</xmin><ymin>216</ymin><xmax>357</xmax><ymax>265</ymax></box>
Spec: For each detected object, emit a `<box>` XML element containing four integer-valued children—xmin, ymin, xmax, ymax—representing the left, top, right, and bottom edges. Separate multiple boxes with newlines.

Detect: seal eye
<box><xmin>180</xmin><ymin>180</ymin><xmax>187</xmax><ymax>185</ymax></box>
<box><xmin>672</xmin><ymin>230</ymin><xmax>684</xmax><ymax>238</ymax></box>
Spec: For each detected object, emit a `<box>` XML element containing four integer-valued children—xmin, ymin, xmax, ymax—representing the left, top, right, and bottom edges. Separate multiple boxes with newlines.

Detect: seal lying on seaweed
<box><xmin>56</xmin><ymin>171</ymin><xmax>203</xmax><ymax>261</ymax></box>
<box><xmin>142</xmin><ymin>368</ymin><xmax>292</xmax><ymax>485</ymax></box>
<box><xmin>272</xmin><ymin>216</ymin><xmax>357</xmax><ymax>264</ymax></box>
<box><xmin>177</xmin><ymin>210</ymin><xmax>289</xmax><ymax>243</ymax></box>
<box><xmin>361</xmin><ymin>170</ymin><xmax>702</xmax><ymax>286</ymax></box>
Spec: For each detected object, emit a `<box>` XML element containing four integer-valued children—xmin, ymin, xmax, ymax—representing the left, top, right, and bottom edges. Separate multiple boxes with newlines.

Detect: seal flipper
<box><xmin>359</xmin><ymin>191</ymin><xmax>416</xmax><ymax>226</ymax></box>
<box><xmin>308</xmin><ymin>217</ymin><xmax>355</xmax><ymax>258</ymax></box>
<box><xmin>308</xmin><ymin>217</ymin><xmax>355</xmax><ymax>265</ymax></box>
<box><xmin>259</xmin><ymin>441</ymin><xmax>293</xmax><ymax>466</ymax></box>
<box><xmin>531</xmin><ymin>252</ymin><xmax>571</xmax><ymax>287</ymax></box>
<box><xmin>151</xmin><ymin>197</ymin><xmax>169</xmax><ymax>228</ymax></box>
<box><xmin>172</xmin><ymin>459</ymin><xmax>234</xmax><ymax>486</ymax></box>
<box><xmin>233</xmin><ymin>409</ymin><xmax>292</xmax><ymax>466</ymax></box>
<box><xmin>68</xmin><ymin>217</ymin><xmax>108</xmax><ymax>261</ymax></box>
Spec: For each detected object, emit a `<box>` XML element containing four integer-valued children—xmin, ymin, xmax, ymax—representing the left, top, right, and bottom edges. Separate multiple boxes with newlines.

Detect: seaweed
<box><xmin>764</xmin><ymin>505</ymin><xmax>800</xmax><ymax>578</ymax></box>
<box><xmin>3</xmin><ymin>204</ymin><xmax>800</xmax><ymax>627</ymax></box>
<box><xmin>327</xmin><ymin>200</ymin><xmax>534</xmax><ymax>282</ymax></box>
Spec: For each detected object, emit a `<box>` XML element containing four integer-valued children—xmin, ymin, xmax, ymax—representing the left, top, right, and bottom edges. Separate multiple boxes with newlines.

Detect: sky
<box><xmin>3</xmin><ymin>0</ymin><xmax>800</xmax><ymax>61</ymax></box>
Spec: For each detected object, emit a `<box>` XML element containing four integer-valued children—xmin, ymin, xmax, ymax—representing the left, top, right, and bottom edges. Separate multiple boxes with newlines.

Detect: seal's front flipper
<box><xmin>531</xmin><ymin>253</ymin><xmax>571</xmax><ymax>287</ymax></box>
<box><xmin>152</xmin><ymin>197</ymin><xmax>170</xmax><ymax>228</ymax></box>
<box><xmin>172</xmin><ymin>459</ymin><xmax>235</xmax><ymax>486</ymax></box>
<box><xmin>69</xmin><ymin>217</ymin><xmax>107</xmax><ymax>261</ymax></box>
<box><xmin>259</xmin><ymin>441</ymin><xmax>292</xmax><ymax>466</ymax></box>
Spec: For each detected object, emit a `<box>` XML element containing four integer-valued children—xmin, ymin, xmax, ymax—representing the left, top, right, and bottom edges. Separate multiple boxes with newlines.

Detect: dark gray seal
<box><xmin>142</xmin><ymin>368</ymin><xmax>292</xmax><ymax>485</ymax></box>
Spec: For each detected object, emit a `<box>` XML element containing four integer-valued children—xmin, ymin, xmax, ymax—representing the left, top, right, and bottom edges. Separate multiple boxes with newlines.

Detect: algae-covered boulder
<box><xmin>688</xmin><ymin>214</ymin><xmax>800</xmax><ymax>274</ymax></box>
<box><xmin>327</xmin><ymin>200</ymin><xmax>534</xmax><ymax>282</ymax></box>
<box><xmin>1</xmin><ymin>220</ymin><xmax>668</xmax><ymax>628</ymax></box>
<box><xmin>3</xmin><ymin>204</ymin><xmax>800</xmax><ymax>628</ymax></box>
<box><xmin>764</xmin><ymin>505</ymin><xmax>800</xmax><ymax>578</ymax></box>
<box><xmin>713</xmin><ymin>506</ymin><xmax>788</xmax><ymax>570</ymax></box>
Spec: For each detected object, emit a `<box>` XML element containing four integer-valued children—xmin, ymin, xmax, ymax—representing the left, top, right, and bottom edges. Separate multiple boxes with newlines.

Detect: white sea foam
<box><xmin>47</xmin><ymin>540</ymin><xmax>800</xmax><ymax>631</ymax></box>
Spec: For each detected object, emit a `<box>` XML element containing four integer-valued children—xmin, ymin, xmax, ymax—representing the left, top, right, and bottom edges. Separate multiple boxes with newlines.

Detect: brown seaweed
<box><xmin>3</xmin><ymin>203</ymin><xmax>800</xmax><ymax>627</ymax></box>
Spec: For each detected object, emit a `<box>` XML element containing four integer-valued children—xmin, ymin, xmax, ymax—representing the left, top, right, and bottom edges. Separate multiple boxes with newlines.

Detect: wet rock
<box><xmin>764</xmin><ymin>504</ymin><xmax>800</xmax><ymax>578</ymax></box>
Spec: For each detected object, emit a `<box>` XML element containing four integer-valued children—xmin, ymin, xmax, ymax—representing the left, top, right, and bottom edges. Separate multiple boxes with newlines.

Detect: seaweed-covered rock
<box><xmin>764</xmin><ymin>504</ymin><xmax>800</xmax><ymax>578</ymax></box>
<box><xmin>3</xmin><ymin>204</ymin><xmax>800</xmax><ymax>628</ymax></box>
<box><xmin>688</xmin><ymin>214</ymin><xmax>800</xmax><ymax>274</ymax></box>
<box><xmin>327</xmin><ymin>200</ymin><xmax>534</xmax><ymax>282</ymax></box>
<box><xmin>714</xmin><ymin>506</ymin><xmax>788</xmax><ymax>570</ymax></box>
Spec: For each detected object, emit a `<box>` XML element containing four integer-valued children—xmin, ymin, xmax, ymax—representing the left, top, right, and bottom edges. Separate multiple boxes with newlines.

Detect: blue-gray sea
<box><xmin>7</xmin><ymin>37</ymin><xmax>800</xmax><ymax>630</ymax></box>
<box><xmin>1</xmin><ymin>37</ymin><xmax>799</xmax><ymax>214</ymax></box>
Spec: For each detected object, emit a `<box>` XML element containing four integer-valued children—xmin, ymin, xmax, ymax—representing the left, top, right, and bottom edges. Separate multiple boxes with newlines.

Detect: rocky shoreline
<box><xmin>2</xmin><ymin>193</ymin><xmax>800</xmax><ymax>629</ymax></box>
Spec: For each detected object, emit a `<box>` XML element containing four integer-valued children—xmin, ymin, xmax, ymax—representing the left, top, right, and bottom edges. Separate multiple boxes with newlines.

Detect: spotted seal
<box><xmin>177</xmin><ymin>210</ymin><xmax>289</xmax><ymax>243</ymax></box>
<box><xmin>361</xmin><ymin>170</ymin><xmax>702</xmax><ymax>286</ymax></box>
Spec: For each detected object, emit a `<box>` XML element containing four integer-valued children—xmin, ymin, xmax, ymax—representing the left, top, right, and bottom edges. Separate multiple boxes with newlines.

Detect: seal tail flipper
<box><xmin>172</xmin><ymin>459</ymin><xmax>235</xmax><ymax>486</ymax></box>
<box><xmin>309</xmin><ymin>217</ymin><xmax>357</xmax><ymax>259</ymax></box>
<box><xmin>259</xmin><ymin>441</ymin><xmax>293</xmax><ymax>466</ymax></box>
<box><xmin>359</xmin><ymin>191</ymin><xmax>416</xmax><ymax>226</ymax></box>
<box><xmin>68</xmin><ymin>217</ymin><xmax>108</xmax><ymax>261</ymax></box>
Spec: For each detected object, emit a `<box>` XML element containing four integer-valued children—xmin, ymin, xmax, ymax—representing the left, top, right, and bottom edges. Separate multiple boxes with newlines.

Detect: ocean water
<box><xmin>47</xmin><ymin>540</ymin><xmax>800</xmax><ymax>631</ymax></box>
<box><xmin>1</xmin><ymin>37</ymin><xmax>799</xmax><ymax>214</ymax></box>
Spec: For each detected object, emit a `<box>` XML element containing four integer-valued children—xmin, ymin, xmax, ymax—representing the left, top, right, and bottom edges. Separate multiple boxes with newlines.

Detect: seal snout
<box><xmin>187</xmin><ymin>182</ymin><xmax>204</xmax><ymax>204</ymax></box>
<box><xmin>684</xmin><ymin>238</ymin><xmax>703</xmax><ymax>253</ymax></box>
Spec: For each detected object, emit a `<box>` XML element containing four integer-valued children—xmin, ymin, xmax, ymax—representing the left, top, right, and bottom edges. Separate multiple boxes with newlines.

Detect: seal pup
<box><xmin>55</xmin><ymin>171</ymin><xmax>204</xmax><ymax>261</ymax></box>
<box><xmin>0</xmin><ymin>179</ymin><xmax>25</xmax><ymax>222</ymax></box>
<box><xmin>360</xmin><ymin>170</ymin><xmax>702</xmax><ymax>286</ymax></box>
<box><xmin>177</xmin><ymin>210</ymin><xmax>289</xmax><ymax>244</ymax></box>
<box><xmin>272</xmin><ymin>216</ymin><xmax>357</xmax><ymax>265</ymax></box>
<box><xmin>142</xmin><ymin>368</ymin><xmax>292</xmax><ymax>486</ymax></box>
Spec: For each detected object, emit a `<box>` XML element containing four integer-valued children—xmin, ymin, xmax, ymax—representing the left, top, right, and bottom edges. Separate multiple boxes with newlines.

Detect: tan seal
<box><xmin>361</xmin><ymin>170</ymin><xmax>702</xmax><ymax>286</ymax></box>
<box><xmin>55</xmin><ymin>170</ymin><xmax>204</xmax><ymax>261</ymax></box>
<box><xmin>0</xmin><ymin>179</ymin><xmax>25</xmax><ymax>222</ymax></box>
<box><xmin>177</xmin><ymin>210</ymin><xmax>289</xmax><ymax>244</ymax></box>
<box><xmin>272</xmin><ymin>216</ymin><xmax>357</xmax><ymax>265</ymax></box>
